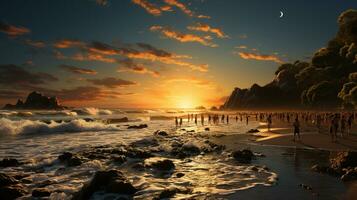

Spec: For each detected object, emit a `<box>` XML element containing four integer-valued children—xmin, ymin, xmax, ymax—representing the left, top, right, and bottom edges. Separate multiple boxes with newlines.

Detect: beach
<box><xmin>0</xmin><ymin>109</ymin><xmax>357</xmax><ymax>199</ymax></box>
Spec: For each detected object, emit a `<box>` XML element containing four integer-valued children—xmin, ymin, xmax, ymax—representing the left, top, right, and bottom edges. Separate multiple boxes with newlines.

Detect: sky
<box><xmin>0</xmin><ymin>0</ymin><xmax>356</xmax><ymax>108</ymax></box>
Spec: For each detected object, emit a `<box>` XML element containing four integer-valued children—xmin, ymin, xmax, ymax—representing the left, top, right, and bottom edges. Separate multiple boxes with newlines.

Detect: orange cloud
<box><xmin>0</xmin><ymin>21</ymin><xmax>30</xmax><ymax>37</ymax></box>
<box><xmin>187</xmin><ymin>23</ymin><xmax>228</xmax><ymax>38</ymax></box>
<box><xmin>59</xmin><ymin>64</ymin><xmax>98</xmax><ymax>75</ymax></box>
<box><xmin>72</xmin><ymin>52</ymin><xmax>116</xmax><ymax>63</ymax></box>
<box><xmin>53</xmin><ymin>39</ymin><xmax>84</xmax><ymax>49</ymax></box>
<box><xmin>131</xmin><ymin>0</ymin><xmax>162</xmax><ymax>16</ymax></box>
<box><xmin>150</xmin><ymin>25</ymin><xmax>217</xmax><ymax>47</ymax></box>
<box><xmin>236</xmin><ymin>52</ymin><xmax>283</xmax><ymax>63</ymax></box>
<box><xmin>163</xmin><ymin>0</ymin><xmax>193</xmax><ymax>17</ymax></box>
<box><xmin>118</xmin><ymin>58</ymin><xmax>160</xmax><ymax>77</ymax></box>
<box><xmin>25</xmin><ymin>39</ymin><xmax>46</xmax><ymax>48</ymax></box>
<box><xmin>197</xmin><ymin>15</ymin><xmax>211</xmax><ymax>19</ymax></box>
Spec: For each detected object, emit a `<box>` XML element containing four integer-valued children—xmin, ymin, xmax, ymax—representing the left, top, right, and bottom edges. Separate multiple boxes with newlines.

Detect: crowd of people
<box><xmin>174</xmin><ymin>111</ymin><xmax>356</xmax><ymax>143</ymax></box>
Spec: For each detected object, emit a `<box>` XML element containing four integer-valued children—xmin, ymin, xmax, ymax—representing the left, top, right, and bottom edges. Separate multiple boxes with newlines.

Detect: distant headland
<box><xmin>3</xmin><ymin>91</ymin><xmax>67</xmax><ymax>110</ymax></box>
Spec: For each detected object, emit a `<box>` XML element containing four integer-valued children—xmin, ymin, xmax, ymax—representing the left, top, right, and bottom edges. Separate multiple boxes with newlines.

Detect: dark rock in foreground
<box><xmin>128</xmin><ymin>124</ymin><xmax>148</xmax><ymax>129</ymax></box>
<box><xmin>0</xmin><ymin>173</ymin><xmax>26</xmax><ymax>200</ymax></box>
<box><xmin>154</xmin><ymin>130</ymin><xmax>168</xmax><ymax>136</ymax></box>
<box><xmin>58</xmin><ymin>152</ymin><xmax>82</xmax><ymax>167</ymax></box>
<box><xmin>3</xmin><ymin>91</ymin><xmax>66</xmax><ymax>110</ymax></box>
<box><xmin>247</xmin><ymin>129</ymin><xmax>260</xmax><ymax>133</ymax></box>
<box><xmin>72</xmin><ymin>170</ymin><xmax>137</xmax><ymax>200</ymax></box>
<box><xmin>106</xmin><ymin>117</ymin><xmax>129</xmax><ymax>124</ymax></box>
<box><xmin>147</xmin><ymin>159</ymin><xmax>175</xmax><ymax>171</ymax></box>
<box><xmin>32</xmin><ymin>188</ymin><xmax>51</xmax><ymax>197</ymax></box>
<box><xmin>0</xmin><ymin>158</ymin><xmax>20</xmax><ymax>168</ymax></box>
<box><xmin>232</xmin><ymin>149</ymin><xmax>255</xmax><ymax>163</ymax></box>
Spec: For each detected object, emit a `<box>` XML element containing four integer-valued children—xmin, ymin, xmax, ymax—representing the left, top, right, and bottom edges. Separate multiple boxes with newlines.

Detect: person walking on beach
<box><xmin>226</xmin><ymin>115</ymin><xmax>229</xmax><ymax>124</ymax></box>
<box><xmin>179</xmin><ymin>118</ymin><xmax>183</xmax><ymax>127</ymax></box>
<box><xmin>331</xmin><ymin>114</ymin><xmax>339</xmax><ymax>142</ymax></box>
<box><xmin>175</xmin><ymin>117</ymin><xmax>178</xmax><ymax>127</ymax></box>
<box><xmin>341</xmin><ymin>115</ymin><xmax>346</xmax><ymax>138</ymax></box>
<box><xmin>246</xmin><ymin>115</ymin><xmax>249</xmax><ymax>125</ymax></box>
<box><xmin>348</xmin><ymin>114</ymin><xmax>353</xmax><ymax>136</ymax></box>
<box><xmin>267</xmin><ymin>114</ymin><xmax>272</xmax><ymax>131</ymax></box>
<box><xmin>293</xmin><ymin>117</ymin><xmax>301</xmax><ymax>142</ymax></box>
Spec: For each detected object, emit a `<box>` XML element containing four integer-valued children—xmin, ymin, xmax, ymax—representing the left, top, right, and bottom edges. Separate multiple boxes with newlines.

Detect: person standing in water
<box><xmin>226</xmin><ymin>115</ymin><xmax>229</xmax><ymax>124</ymax></box>
<box><xmin>175</xmin><ymin>117</ymin><xmax>178</xmax><ymax>127</ymax></box>
<box><xmin>194</xmin><ymin>114</ymin><xmax>197</xmax><ymax>125</ymax></box>
<box><xmin>246</xmin><ymin>115</ymin><xmax>249</xmax><ymax>125</ymax></box>
<box><xmin>179</xmin><ymin>118</ymin><xmax>183</xmax><ymax>127</ymax></box>
<box><xmin>293</xmin><ymin>117</ymin><xmax>301</xmax><ymax>142</ymax></box>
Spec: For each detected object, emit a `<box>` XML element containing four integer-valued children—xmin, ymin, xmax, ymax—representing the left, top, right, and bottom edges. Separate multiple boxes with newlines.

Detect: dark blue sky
<box><xmin>0</xmin><ymin>0</ymin><xmax>356</xmax><ymax>108</ymax></box>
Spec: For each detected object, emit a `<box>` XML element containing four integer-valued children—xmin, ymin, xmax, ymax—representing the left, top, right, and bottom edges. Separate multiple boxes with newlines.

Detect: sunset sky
<box><xmin>0</xmin><ymin>0</ymin><xmax>356</xmax><ymax>108</ymax></box>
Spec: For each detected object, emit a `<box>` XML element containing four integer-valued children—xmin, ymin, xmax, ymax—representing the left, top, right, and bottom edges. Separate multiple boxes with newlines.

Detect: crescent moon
<box><xmin>279</xmin><ymin>11</ymin><xmax>284</xmax><ymax>18</ymax></box>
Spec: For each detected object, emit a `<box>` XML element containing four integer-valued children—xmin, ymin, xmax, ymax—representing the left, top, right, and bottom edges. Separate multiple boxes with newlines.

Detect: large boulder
<box><xmin>232</xmin><ymin>149</ymin><xmax>255</xmax><ymax>163</ymax></box>
<box><xmin>72</xmin><ymin>170</ymin><xmax>137</xmax><ymax>200</ymax></box>
<box><xmin>0</xmin><ymin>173</ymin><xmax>26</xmax><ymax>199</ymax></box>
<box><xmin>147</xmin><ymin>159</ymin><xmax>175</xmax><ymax>171</ymax></box>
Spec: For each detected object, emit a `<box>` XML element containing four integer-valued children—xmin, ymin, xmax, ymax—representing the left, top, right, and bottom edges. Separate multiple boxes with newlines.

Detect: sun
<box><xmin>175</xmin><ymin>96</ymin><xmax>196</xmax><ymax>109</ymax></box>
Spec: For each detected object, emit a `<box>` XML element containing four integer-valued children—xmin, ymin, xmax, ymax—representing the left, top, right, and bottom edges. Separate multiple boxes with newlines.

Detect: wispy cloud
<box><xmin>87</xmin><ymin>77</ymin><xmax>137</xmax><ymax>88</ymax></box>
<box><xmin>59</xmin><ymin>64</ymin><xmax>98</xmax><ymax>75</ymax></box>
<box><xmin>54</xmin><ymin>40</ymin><xmax>208</xmax><ymax>72</ymax></box>
<box><xmin>118</xmin><ymin>58</ymin><xmax>160</xmax><ymax>77</ymax></box>
<box><xmin>53</xmin><ymin>39</ymin><xmax>84</xmax><ymax>49</ymax></box>
<box><xmin>25</xmin><ymin>39</ymin><xmax>46</xmax><ymax>48</ymax></box>
<box><xmin>0</xmin><ymin>21</ymin><xmax>30</xmax><ymax>37</ymax></box>
<box><xmin>163</xmin><ymin>0</ymin><xmax>193</xmax><ymax>17</ymax></box>
<box><xmin>187</xmin><ymin>23</ymin><xmax>228</xmax><ymax>38</ymax></box>
<box><xmin>197</xmin><ymin>14</ymin><xmax>211</xmax><ymax>19</ymax></box>
<box><xmin>131</xmin><ymin>0</ymin><xmax>163</xmax><ymax>16</ymax></box>
<box><xmin>235</xmin><ymin>51</ymin><xmax>283</xmax><ymax>63</ymax></box>
<box><xmin>235</xmin><ymin>45</ymin><xmax>247</xmax><ymax>49</ymax></box>
<box><xmin>150</xmin><ymin>25</ymin><xmax>218</xmax><ymax>47</ymax></box>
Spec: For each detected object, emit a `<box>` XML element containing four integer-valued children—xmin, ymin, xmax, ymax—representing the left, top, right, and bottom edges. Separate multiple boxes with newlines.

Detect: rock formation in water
<box><xmin>222</xmin><ymin>9</ymin><xmax>357</xmax><ymax>110</ymax></box>
<box><xmin>3</xmin><ymin>91</ymin><xmax>66</xmax><ymax>110</ymax></box>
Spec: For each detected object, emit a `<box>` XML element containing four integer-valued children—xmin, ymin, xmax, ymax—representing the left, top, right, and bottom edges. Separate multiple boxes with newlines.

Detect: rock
<box><xmin>58</xmin><ymin>152</ymin><xmax>73</xmax><ymax>161</ymax></box>
<box><xmin>181</xmin><ymin>143</ymin><xmax>200</xmax><ymax>155</ymax></box>
<box><xmin>132</xmin><ymin>163</ymin><xmax>145</xmax><ymax>171</ymax></box>
<box><xmin>128</xmin><ymin>124</ymin><xmax>148</xmax><ymax>129</ymax></box>
<box><xmin>330</xmin><ymin>151</ymin><xmax>357</xmax><ymax>171</ymax></box>
<box><xmin>0</xmin><ymin>158</ymin><xmax>20</xmax><ymax>168</ymax></box>
<box><xmin>125</xmin><ymin>148</ymin><xmax>153</xmax><ymax>159</ymax></box>
<box><xmin>106</xmin><ymin>117</ymin><xmax>129</xmax><ymax>124</ymax></box>
<box><xmin>148</xmin><ymin>159</ymin><xmax>175</xmax><ymax>171</ymax></box>
<box><xmin>176</xmin><ymin>173</ymin><xmax>185</xmax><ymax>178</ymax></box>
<box><xmin>187</xmin><ymin>130</ymin><xmax>195</xmax><ymax>133</ymax></box>
<box><xmin>58</xmin><ymin>152</ymin><xmax>82</xmax><ymax>167</ymax></box>
<box><xmin>157</xmin><ymin>188</ymin><xmax>177</xmax><ymax>199</ymax></box>
<box><xmin>32</xmin><ymin>188</ymin><xmax>51</xmax><ymax>197</ymax></box>
<box><xmin>112</xmin><ymin>155</ymin><xmax>127</xmax><ymax>164</ymax></box>
<box><xmin>232</xmin><ymin>149</ymin><xmax>254</xmax><ymax>163</ymax></box>
<box><xmin>3</xmin><ymin>91</ymin><xmax>66</xmax><ymax>110</ymax></box>
<box><xmin>341</xmin><ymin>169</ymin><xmax>357</xmax><ymax>181</ymax></box>
<box><xmin>247</xmin><ymin>129</ymin><xmax>260</xmax><ymax>133</ymax></box>
<box><xmin>72</xmin><ymin>170</ymin><xmax>137</xmax><ymax>200</ymax></box>
<box><xmin>67</xmin><ymin>156</ymin><xmax>82</xmax><ymax>167</ymax></box>
<box><xmin>0</xmin><ymin>185</ymin><xmax>26</xmax><ymax>200</ymax></box>
<box><xmin>0</xmin><ymin>173</ymin><xmax>18</xmax><ymax>187</ymax></box>
<box><xmin>130</xmin><ymin>138</ymin><xmax>159</xmax><ymax>147</ymax></box>
<box><xmin>154</xmin><ymin>130</ymin><xmax>168</xmax><ymax>136</ymax></box>
<box><xmin>204</xmin><ymin>127</ymin><xmax>210</xmax><ymax>131</ymax></box>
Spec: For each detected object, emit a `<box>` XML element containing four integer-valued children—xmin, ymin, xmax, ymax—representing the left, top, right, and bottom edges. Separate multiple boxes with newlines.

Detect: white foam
<box><xmin>0</xmin><ymin>118</ymin><xmax>120</xmax><ymax>136</ymax></box>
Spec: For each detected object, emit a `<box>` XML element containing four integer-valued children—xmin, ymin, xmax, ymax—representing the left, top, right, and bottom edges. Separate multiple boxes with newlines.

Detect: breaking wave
<box><xmin>0</xmin><ymin>118</ymin><xmax>120</xmax><ymax>136</ymax></box>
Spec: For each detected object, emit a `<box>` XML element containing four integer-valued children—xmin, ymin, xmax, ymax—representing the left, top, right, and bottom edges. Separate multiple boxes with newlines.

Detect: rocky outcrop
<box><xmin>232</xmin><ymin>149</ymin><xmax>255</xmax><ymax>163</ymax></box>
<box><xmin>0</xmin><ymin>173</ymin><xmax>26</xmax><ymax>200</ymax></box>
<box><xmin>72</xmin><ymin>170</ymin><xmax>137</xmax><ymax>200</ymax></box>
<box><xmin>3</xmin><ymin>91</ymin><xmax>66</xmax><ymax>110</ymax></box>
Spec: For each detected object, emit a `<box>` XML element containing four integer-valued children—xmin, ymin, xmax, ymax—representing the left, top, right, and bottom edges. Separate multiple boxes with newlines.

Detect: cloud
<box><xmin>87</xmin><ymin>77</ymin><xmax>137</xmax><ymax>88</ymax></box>
<box><xmin>131</xmin><ymin>0</ymin><xmax>163</xmax><ymax>16</ymax></box>
<box><xmin>150</xmin><ymin>25</ymin><xmax>218</xmax><ymax>47</ymax></box>
<box><xmin>236</xmin><ymin>52</ymin><xmax>283</xmax><ymax>63</ymax></box>
<box><xmin>235</xmin><ymin>45</ymin><xmax>247</xmax><ymax>49</ymax></box>
<box><xmin>197</xmin><ymin>15</ymin><xmax>211</xmax><ymax>19</ymax></box>
<box><xmin>166</xmin><ymin>77</ymin><xmax>216</xmax><ymax>89</ymax></box>
<box><xmin>0</xmin><ymin>21</ymin><xmax>30</xmax><ymax>37</ymax></box>
<box><xmin>56</xmin><ymin>86</ymin><xmax>132</xmax><ymax>102</ymax></box>
<box><xmin>239</xmin><ymin>34</ymin><xmax>248</xmax><ymax>39</ymax></box>
<box><xmin>117</xmin><ymin>58</ymin><xmax>160</xmax><ymax>77</ymax></box>
<box><xmin>59</xmin><ymin>64</ymin><xmax>98</xmax><ymax>75</ymax></box>
<box><xmin>25</xmin><ymin>39</ymin><xmax>46</xmax><ymax>48</ymax></box>
<box><xmin>187</xmin><ymin>23</ymin><xmax>228</xmax><ymax>38</ymax></box>
<box><xmin>0</xmin><ymin>64</ymin><xmax>58</xmax><ymax>89</ymax></box>
<box><xmin>163</xmin><ymin>0</ymin><xmax>194</xmax><ymax>17</ymax></box>
<box><xmin>53</xmin><ymin>39</ymin><xmax>84</xmax><ymax>49</ymax></box>
<box><xmin>54</xmin><ymin>40</ymin><xmax>208</xmax><ymax>72</ymax></box>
